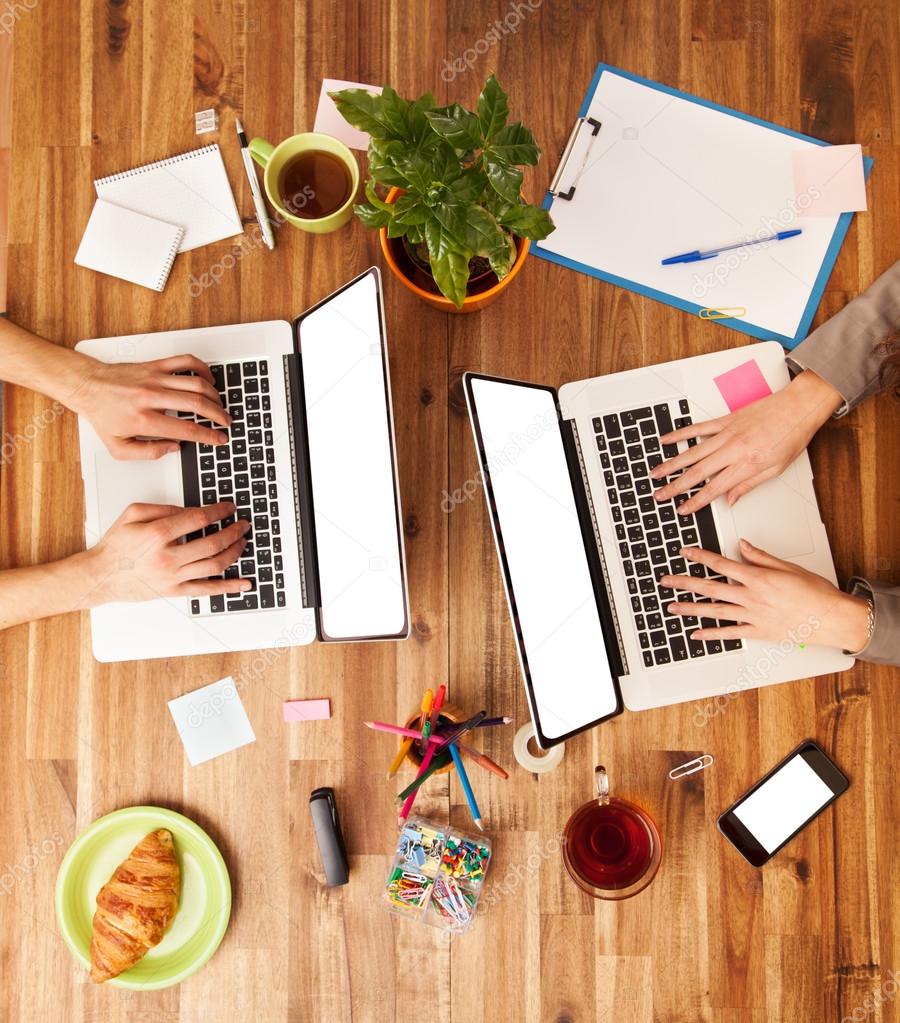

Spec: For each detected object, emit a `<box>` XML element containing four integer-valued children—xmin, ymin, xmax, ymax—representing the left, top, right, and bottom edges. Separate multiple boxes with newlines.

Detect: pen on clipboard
<box><xmin>661</xmin><ymin>228</ymin><xmax>802</xmax><ymax>265</ymax></box>
<box><xmin>235</xmin><ymin>117</ymin><xmax>275</xmax><ymax>250</ymax></box>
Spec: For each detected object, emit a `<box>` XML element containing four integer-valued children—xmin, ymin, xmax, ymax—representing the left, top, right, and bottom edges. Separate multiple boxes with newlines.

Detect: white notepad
<box><xmin>95</xmin><ymin>144</ymin><xmax>243</xmax><ymax>252</ymax></box>
<box><xmin>74</xmin><ymin>199</ymin><xmax>184</xmax><ymax>292</ymax></box>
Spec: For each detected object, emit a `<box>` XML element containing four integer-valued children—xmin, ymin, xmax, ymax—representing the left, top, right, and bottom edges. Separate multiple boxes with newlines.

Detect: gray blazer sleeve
<box><xmin>786</xmin><ymin>260</ymin><xmax>900</xmax><ymax>416</ymax></box>
<box><xmin>846</xmin><ymin>578</ymin><xmax>900</xmax><ymax>667</ymax></box>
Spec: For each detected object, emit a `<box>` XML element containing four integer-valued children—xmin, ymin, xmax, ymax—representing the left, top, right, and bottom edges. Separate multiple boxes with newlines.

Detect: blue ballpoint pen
<box><xmin>448</xmin><ymin>741</ymin><xmax>483</xmax><ymax>831</ymax></box>
<box><xmin>661</xmin><ymin>228</ymin><xmax>802</xmax><ymax>265</ymax></box>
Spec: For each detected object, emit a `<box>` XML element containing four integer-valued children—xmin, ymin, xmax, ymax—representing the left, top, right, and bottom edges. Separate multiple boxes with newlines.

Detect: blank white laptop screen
<box><xmin>299</xmin><ymin>273</ymin><xmax>407</xmax><ymax>641</ymax></box>
<box><xmin>467</xmin><ymin>376</ymin><xmax>619</xmax><ymax>741</ymax></box>
<box><xmin>732</xmin><ymin>754</ymin><xmax>835</xmax><ymax>853</ymax></box>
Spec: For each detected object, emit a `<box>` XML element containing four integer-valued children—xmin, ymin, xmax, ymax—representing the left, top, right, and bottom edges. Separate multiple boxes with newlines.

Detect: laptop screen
<box><xmin>465</xmin><ymin>375</ymin><xmax>620</xmax><ymax>745</ymax></box>
<box><xmin>298</xmin><ymin>270</ymin><xmax>409</xmax><ymax>641</ymax></box>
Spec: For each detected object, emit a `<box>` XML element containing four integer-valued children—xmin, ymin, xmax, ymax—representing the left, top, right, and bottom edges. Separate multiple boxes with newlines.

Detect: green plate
<box><xmin>55</xmin><ymin>806</ymin><xmax>231</xmax><ymax>990</ymax></box>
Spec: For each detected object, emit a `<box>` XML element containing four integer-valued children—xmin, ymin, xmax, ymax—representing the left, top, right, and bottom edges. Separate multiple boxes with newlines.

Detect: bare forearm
<box><xmin>0</xmin><ymin>553</ymin><xmax>100</xmax><ymax>631</ymax></box>
<box><xmin>0</xmin><ymin>318</ymin><xmax>93</xmax><ymax>408</ymax></box>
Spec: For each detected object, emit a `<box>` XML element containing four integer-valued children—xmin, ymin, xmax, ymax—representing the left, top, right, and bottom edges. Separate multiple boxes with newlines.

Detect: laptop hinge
<box><xmin>559</xmin><ymin>416</ymin><xmax>628</xmax><ymax>678</ymax></box>
<box><xmin>283</xmin><ymin>351</ymin><xmax>320</xmax><ymax>610</ymax></box>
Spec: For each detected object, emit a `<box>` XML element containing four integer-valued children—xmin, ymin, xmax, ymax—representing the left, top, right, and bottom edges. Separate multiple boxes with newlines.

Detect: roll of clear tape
<box><xmin>513</xmin><ymin>722</ymin><xmax>565</xmax><ymax>773</ymax></box>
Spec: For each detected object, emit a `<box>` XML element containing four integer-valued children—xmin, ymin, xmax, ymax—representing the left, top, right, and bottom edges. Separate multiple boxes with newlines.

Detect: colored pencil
<box><xmin>435</xmin><ymin>715</ymin><xmax>511</xmax><ymax>733</ymax></box>
<box><xmin>417</xmin><ymin>687</ymin><xmax>435</xmax><ymax>754</ymax></box>
<box><xmin>398</xmin><ymin>687</ymin><xmax>447</xmax><ymax>824</ymax></box>
<box><xmin>457</xmin><ymin>741</ymin><xmax>509</xmax><ymax>779</ymax></box>
<box><xmin>365</xmin><ymin>720</ymin><xmax>448</xmax><ymax>745</ymax></box>
<box><xmin>387</xmin><ymin>687</ymin><xmax>433</xmax><ymax>778</ymax></box>
<box><xmin>448</xmin><ymin>741</ymin><xmax>483</xmax><ymax>830</ymax></box>
<box><xmin>394</xmin><ymin>752</ymin><xmax>454</xmax><ymax>801</ymax></box>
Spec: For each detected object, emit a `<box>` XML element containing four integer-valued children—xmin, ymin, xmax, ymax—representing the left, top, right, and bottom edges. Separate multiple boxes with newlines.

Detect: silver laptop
<box><xmin>77</xmin><ymin>268</ymin><xmax>410</xmax><ymax>662</ymax></box>
<box><xmin>464</xmin><ymin>341</ymin><xmax>853</xmax><ymax>748</ymax></box>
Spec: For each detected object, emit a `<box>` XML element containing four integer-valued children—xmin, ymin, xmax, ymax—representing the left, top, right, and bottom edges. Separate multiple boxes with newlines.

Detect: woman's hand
<box><xmin>650</xmin><ymin>370</ymin><xmax>842</xmax><ymax>516</ymax></box>
<box><xmin>660</xmin><ymin>539</ymin><xmax>870</xmax><ymax>652</ymax></box>
<box><xmin>70</xmin><ymin>354</ymin><xmax>231</xmax><ymax>459</ymax></box>
<box><xmin>81</xmin><ymin>501</ymin><xmax>252</xmax><ymax>605</ymax></box>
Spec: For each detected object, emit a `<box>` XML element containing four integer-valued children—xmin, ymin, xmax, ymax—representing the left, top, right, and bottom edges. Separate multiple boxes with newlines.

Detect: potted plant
<box><xmin>330</xmin><ymin>74</ymin><xmax>555</xmax><ymax>312</ymax></box>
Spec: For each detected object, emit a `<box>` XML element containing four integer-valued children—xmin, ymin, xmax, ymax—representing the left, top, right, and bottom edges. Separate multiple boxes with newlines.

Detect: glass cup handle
<box><xmin>595</xmin><ymin>765</ymin><xmax>610</xmax><ymax>806</ymax></box>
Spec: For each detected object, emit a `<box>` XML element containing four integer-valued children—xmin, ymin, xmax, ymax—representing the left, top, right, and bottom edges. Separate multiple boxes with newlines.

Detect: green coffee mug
<box><xmin>248</xmin><ymin>132</ymin><xmax>359</xmax><ymax>234</ymax></box>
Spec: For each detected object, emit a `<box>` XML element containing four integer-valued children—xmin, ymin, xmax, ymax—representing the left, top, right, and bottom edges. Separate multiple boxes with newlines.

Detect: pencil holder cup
<box><xmin>403</xmin><ymin>704</ymin><xmax>466</xmax><ymax>776</ymax></box>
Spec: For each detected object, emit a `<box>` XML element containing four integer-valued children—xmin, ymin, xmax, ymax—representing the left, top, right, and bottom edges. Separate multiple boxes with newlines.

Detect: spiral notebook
<box><xmin>74</xmin><ymin>199</ymin><xmax>184</xmax><ymax>292</ymax></box>
<box><xmin>94</xmin><ymin>144</ymin><xmax>243</xmax><ymax>252</ymax></box>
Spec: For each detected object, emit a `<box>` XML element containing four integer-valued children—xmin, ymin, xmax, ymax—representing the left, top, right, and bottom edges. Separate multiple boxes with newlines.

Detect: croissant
<box><xmin>89</xmin><ymin>828</ymin><xmax>180</xmax><ymax>983</ymax></box>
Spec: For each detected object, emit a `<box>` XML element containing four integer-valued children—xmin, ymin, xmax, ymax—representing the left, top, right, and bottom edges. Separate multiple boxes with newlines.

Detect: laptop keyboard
<box><xmin>593</xmin><ymin>399</ymin><xmax>743</xmax><ymax>668</ymax></box>
<box><xmin>179</xmin><ymin>360</ymin><xmax>286</xmax><ymax>615</ymax></box>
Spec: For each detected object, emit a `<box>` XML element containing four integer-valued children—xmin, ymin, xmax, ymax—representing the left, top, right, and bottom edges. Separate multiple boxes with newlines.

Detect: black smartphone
<box><xmin>717</xmin><ymin>740</ymin><xmax>849</xmax><ymax>867</ymax></box>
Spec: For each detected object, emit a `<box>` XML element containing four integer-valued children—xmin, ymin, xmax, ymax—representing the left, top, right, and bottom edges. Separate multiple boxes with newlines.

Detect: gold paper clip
<box><xmin>698</xmin><ymin>307</ymin><xmax>746</xmax><ymax>320</ymax></box>
<box><xmin>668</xmin><ymin>754</ymin><xmax>714</xmax><ymax>780</ymax></box>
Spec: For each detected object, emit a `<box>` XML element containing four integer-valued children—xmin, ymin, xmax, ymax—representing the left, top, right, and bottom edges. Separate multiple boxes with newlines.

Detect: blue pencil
<box><xmin>448</xmin><ymin>741</ymin><xmax>483</xmax><ymax>831</ymax></box>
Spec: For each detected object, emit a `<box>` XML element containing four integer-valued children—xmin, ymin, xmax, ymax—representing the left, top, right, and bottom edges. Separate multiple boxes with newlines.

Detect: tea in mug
<box><xmin>277</xmin><ymin>150</ymin><xmax>353</xmax><ymax>219</ymax></box>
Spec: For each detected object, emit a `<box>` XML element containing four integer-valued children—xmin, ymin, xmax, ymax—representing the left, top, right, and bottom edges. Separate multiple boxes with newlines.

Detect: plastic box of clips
<box><xmin>383</xmin><ymin>817</ymin><xmax>492</xmax><ymax>934</ymax></box>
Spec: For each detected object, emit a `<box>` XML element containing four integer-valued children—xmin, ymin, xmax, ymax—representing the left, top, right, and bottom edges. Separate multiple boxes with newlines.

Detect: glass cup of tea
<box><xmin>248</xmin><ymin>132</ymin><xmax>359</xmax><ymax>234</ymax></box>
<box><xmin>561</xmin><ymin>766</ymin><xmax>662</xmax><ymax>900</ymax></box>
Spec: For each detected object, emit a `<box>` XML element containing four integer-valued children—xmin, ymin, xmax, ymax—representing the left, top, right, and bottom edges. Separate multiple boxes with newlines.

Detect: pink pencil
<box><xmin>398</xmin><ymin>685</ymin><xmax>447</xmax><ymax>824</ymax></box>
<box><xmin>364</xmin><ymin>720</ymin><xmax>447</xmax><ymax>745</ymax></box>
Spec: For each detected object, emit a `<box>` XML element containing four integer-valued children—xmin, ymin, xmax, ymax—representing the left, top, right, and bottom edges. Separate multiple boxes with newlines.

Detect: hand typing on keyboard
<box><xmin>661</xmin><ymin>540</ymin><xmax>871</xmax><ymax>652</ymax></box>
<box><xmin>649</xmin><ymin>370</ymin><xmax>842</xmax><ymax>516</ymax></box>
<box><xmin>82</xmin><ymin>501</ymin><xmax>252</xmax><ymax>605</ymax></box>
<box><xmin>70</xmin><ymin>353</ymin><xmax>232</xmax><ymax>459</ymax></box>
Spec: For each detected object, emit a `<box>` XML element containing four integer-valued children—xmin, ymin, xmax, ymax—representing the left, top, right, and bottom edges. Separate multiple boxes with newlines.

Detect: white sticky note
<box><xmin>792</xmin><ymin>144</ymin><xmax>867</xmax><ymax>216</ymax></box>
<box><xmin>314</xmin><ymin>79</ymin><xmax>383</xmax><ymax>151</ymax></box>
<box><xmin>168</xmin><ymin>676</ymin><xmax>256</xmax><ymax>766</ymax></box>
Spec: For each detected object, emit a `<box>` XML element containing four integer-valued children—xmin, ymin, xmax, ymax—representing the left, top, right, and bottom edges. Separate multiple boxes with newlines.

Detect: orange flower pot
<box><xmin>378</xmin><ymin>187</ymin><xmax>530</xmax><ymax>313</ymax></box>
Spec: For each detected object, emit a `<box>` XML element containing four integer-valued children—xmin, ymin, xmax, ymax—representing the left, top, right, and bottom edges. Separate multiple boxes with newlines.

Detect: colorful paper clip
<box><xmin>668</xmin><ymin>754</ymin><xmax>714</xmax><ymax>779</ymax></box>
<box><xmin>698</xmin><ymin>307</ymin><xmax>747</xmax><ymax>320</ymax></box>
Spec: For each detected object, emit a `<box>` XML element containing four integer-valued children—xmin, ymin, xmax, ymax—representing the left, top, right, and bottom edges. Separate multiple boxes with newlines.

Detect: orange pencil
<box><xmin>457</xmin><ymin>741</ymin><xmax>509</xmax><ymax>780</ymax></box>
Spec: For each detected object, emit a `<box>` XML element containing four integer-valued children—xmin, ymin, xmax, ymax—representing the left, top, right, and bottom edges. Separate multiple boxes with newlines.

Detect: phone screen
<box><xmin>719</xmin><ymin>741</ymin><xmax>848</xmax><ymax>865</ymax></box>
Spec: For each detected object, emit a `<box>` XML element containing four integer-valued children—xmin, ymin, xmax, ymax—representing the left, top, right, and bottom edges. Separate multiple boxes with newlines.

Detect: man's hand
<box><xmin>660</xmin><ymin>540</ymin><xmax>870</xmax><ymax>652</ymax></box>
<box><xmin>81</xmin><ymin>502</ymin><xmax>251</xmax><ymax>605</ymax></box>
<box><xmin>70</xmin><ymin>355</ymin><xmax>231</xmax><ymax>459</ymax></box>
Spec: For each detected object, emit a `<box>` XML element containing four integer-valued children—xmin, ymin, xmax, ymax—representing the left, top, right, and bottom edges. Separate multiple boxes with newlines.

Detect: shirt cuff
<box><xmin>845</xmin><ymin>577</ymin><xmax>900</xmax><ymax>665</ymax></box>
<box><xmin>785</xmin><ymin>356</ymin><xmax>850</xmax><ymax>418</ymax></box>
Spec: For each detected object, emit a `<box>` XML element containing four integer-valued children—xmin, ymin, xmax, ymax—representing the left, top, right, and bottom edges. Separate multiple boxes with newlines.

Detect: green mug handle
<box><xmin>248</xmin><ymin>138</ymin><xmax>274</xmax><ymax>169</ymax></box>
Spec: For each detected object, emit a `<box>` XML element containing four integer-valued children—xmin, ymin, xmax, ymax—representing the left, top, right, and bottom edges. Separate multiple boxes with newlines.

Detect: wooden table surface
<box><xmin>1</xmin><ymin>2</ymin><xmax>898</xmax><ymax>1021</ymax></box>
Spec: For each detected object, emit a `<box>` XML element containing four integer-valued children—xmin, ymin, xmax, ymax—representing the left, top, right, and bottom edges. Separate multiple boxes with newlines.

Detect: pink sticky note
<box><xmin>283</xmin><ymin>698</ymin><xmax>332</xmax><ymax>722</ymax></box>
<box><xmin>713</xmin><ymin>359</ymin><xmax>773</xmax><ymax>412</ymax></box>
<box><xmin>792</xmin><ymin>144</ymin><xmax>867</xmax><ymax>216</ymax></box>
<box><xmin>314</xmin><ymin>79</ymin><xmax>383</xmax><ymax>151</ymax></box>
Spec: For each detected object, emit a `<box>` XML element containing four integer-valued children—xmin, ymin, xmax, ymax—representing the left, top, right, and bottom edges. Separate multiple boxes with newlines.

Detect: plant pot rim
<box><xmin>378</xmin><ymin>186</ymin><xmax>530</xmax><ymax>311</ymax></box>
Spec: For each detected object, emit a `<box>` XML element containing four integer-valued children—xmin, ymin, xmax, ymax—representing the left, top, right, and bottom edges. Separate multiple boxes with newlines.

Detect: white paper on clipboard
<box><xmin>538</xmin><ymin>70</ymin><xmax>843</xmax><ymax>340</ymax></box>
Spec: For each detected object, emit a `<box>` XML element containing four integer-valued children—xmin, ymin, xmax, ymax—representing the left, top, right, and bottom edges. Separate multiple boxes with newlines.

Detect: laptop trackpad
<box><xmin>93</xmin><ymin>453</ymin><xmax>184</xmax><ymax>535</ymax></box>
<box><xmin>730</xmin><ymin>473</ymin><xmax>815</xmax><ymax>560</ymax></box>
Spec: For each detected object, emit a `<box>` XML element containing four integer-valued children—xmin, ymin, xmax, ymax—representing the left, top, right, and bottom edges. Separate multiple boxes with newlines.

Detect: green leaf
<box><xmin>386</xmin><ymin>216</ymin><xmax>408</xmax><ymax>239</ymax></box>
<box><xmin>353</xmin><ymin>203</ymin><xmax>392</xmax><ymax>230</ymax></box>
<box><xmin>378</xmin><ymin>85</ymin><xmax>413</xmax><ymax>140</ymax></box>
<box><xmin>329</xmin><ymin>89</ymin><xmax>394</xmax><ymax>139</ymax></box>
<box><xmin>406</xmin><ymin>223</ymin><xmax>424</xmax><ymax>245</ymax></box>
<box><xmin>394</xmin><ymin>150</ymin><xmax>436</xmax><ymax>194</ymax></box>
<box><xmin>488</xmin><ymin>123</ymin><xmax>539</xmax><ymax>165</ymax></box>
<box><xmin>488</xmin><ymin>233</ymin><xmax>517</xmax><ymax>279</ymax></box>
<box><xmin>425</xmin><ymin>104</ymin><xmax>483</xmax><ymax>150</ymax></box>
<box><xmin>449</xmin><ymin>170</ymin><xmax>488</xmax><ymax>204</ymax></box>
<box><xmin>463</xmin><ymin>204</ymin><xmax>507</xmax><ymax>256</ymax></box>
<box><xmin>477</xmin><ymin>74</ymin><xmax>508</xmax><ymax>140</ymax></box>
<box><xmin>393</xmin><ymin>194</ymin><xmax>427</xmax><ymax>225</ymax></box>
<box><xmin>429</xmin><ymin>248</ymin><xmax>471</xmax><ymax>308</ymax></box>
<box><xmin>484</xmin><ymin>159</ymin><xmax>523</xmax><ymax>202</ymax></box>
<box><xmin>425</xmin><ymin>208</ymin><xmax>466</xmax><ymax>262</ymax></box>
<box><xmin>365</xmin><ymin>180</ymin><xmax>394</xmax><ymax>212</ymax></box>
<box><xmin>367</xmin><ymin>138</ymin><xmax>409</xmax><ymax>188</ymax></box>
<box><xmin>497</xmin><ymin>202</ymin><xmax>556</xmax><ymax>241</ymax></box>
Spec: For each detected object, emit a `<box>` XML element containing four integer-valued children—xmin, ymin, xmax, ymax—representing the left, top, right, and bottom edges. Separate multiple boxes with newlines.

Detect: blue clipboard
<box><xmin>532</xmin><ymin>63</ymin><xmax>874</xmax><ymax>350</ymax></box>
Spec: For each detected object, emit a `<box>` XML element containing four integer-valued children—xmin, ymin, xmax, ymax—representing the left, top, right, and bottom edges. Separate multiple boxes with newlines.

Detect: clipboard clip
<box><xmin>548</xmin><ymin>116</ymin><xmax>602</xmax><ymax>200</ymax></box>
<box><xmin>699</xmin><ymin>307</ymin><xmax>746</xmax><ymax>320</ymax></box>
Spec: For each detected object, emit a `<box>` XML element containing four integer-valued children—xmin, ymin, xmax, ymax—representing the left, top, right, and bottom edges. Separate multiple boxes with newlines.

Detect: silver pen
<box><xmin>235</xmin><ymin>117</ymin><xmax>275</xmax><ymax>250</ymax></box>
